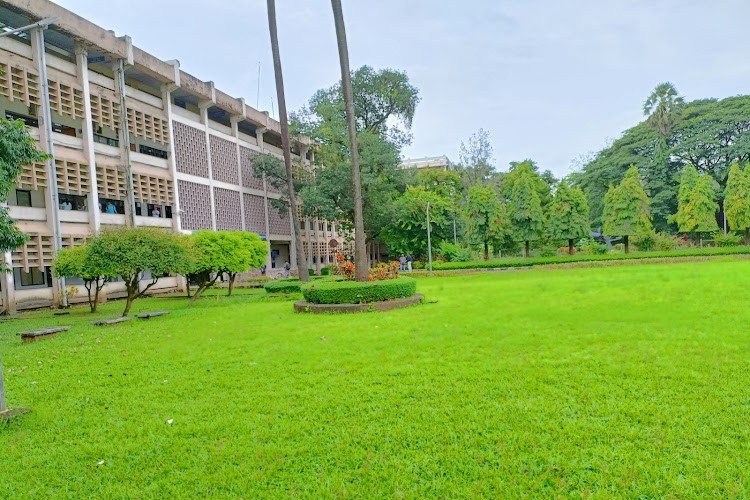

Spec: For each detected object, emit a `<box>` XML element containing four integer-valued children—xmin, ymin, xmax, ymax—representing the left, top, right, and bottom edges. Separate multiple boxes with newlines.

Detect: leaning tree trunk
<box><xmin>266</xmin><ymin>0</ymin><xmax>309</xmax><ymax>283</ymax></box>
<box><xmin>524</xmin><ymin>240</ymin><xmax>530</xmax><ymax>258</ymax></box>
<box><xmin>332</xmin><ymin>0</ymin><xmax>368</xmax><ymax>282</ymax></box>
<box><xmin>227</xmin><ymin>273</ymin><xmax>236</xmax><ymax>296</ymax></box>
<box><xmin>624</xmin><ymin>235</ymin><xmax>630</xmax><ymax>254</ymax></box>
<box><xmin>568</xmin><ymin>238</ymin><xmax>574</xmax><ymax>255</ymax></box>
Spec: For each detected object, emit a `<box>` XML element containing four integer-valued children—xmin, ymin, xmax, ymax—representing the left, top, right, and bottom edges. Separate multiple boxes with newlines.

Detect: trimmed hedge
<box><xmin>264</xmin><ymin>280</ymin><xmax>302</xmax><ymax>294</ymax></box>
<box><xmin>430</xmin><ymin>246</ymin><xmax>750</xmax><ymax>271</ymax></box>
<box><xmin>302</xmin><ymin>277</ymin><xmax>417</xmax><ymax>304</ymax></box>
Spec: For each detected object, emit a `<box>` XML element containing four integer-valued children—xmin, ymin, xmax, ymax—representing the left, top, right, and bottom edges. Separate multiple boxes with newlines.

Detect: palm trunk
<box><xmin>525</xmin><ymin>240</ymin><xmax>530</xmax><ymax>258</ymax></box>
<box><xmin>332</xmin><ymin>0</ymin><xmax>368</xmax><ymax>282</ymax></box>
<box><xmin>624</xmin><ymin>235</ymin><xmax>629</xmax><ymax>254</ymax></box>
<box><xmin>266</xmin><ymin>0</ymin><xmax>309</xmax><ymax>283</ymax></box>
<box><xmin>568</xmin><ymin>238</ymin><xmax>574</xmax><ymax>255</ymax></box>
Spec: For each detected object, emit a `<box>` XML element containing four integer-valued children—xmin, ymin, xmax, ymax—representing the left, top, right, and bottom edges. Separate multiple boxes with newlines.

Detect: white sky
<box><xmin>58</xmin><ymin>0</ymin><xmax>750</xmax><ymax>177</ymax></box>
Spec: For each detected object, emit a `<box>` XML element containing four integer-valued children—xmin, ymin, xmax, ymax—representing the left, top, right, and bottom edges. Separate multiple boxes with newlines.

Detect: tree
<box><xmin>501</xmin><ymin>160</ymin><xmax>553</xmax><ymax>209</ymax></box>
<box><xmin>682</xmin><ymin>174</ymin><xmax>719</xmax><ymax>245</ymax></box>
<box><xmin>266</xmin><ymin>0</ymin><xmax>309</xmax><ymax>282</ymax></box>
<box><xmin>53</xmin><ymin>245</ymin><xmax>115</xmax><ymax>313</ymax></box>
<box><xmin>643</xmin><ymin>82</ymin><xmax>685</xmax><ymax>136</ymax></box>
<box><xmin>293</xmin><ymin>65</ymin><xmax>418</xmax><ymax>262</ymax></box>
<box><xmin>725</xmin><ymin>162</ymin><xmax>750</xmax><ymax>243</ymax></box>
<box><xmin>507</xmin><ymin>168</ymin><xmax>544</xmax><ymax>257</ymax></box>
<box><xmin>0</xmin><ymin>116</ymin><xmax>47</xmax><ymax>415</ymax></box>
<box><xmin>87</xmin><ymin>227</ymin><xmax>187</xmax><ymax>316</ymax></box>
<box><xmin>602</xmin><ymin>166</ymin><xmax>653</xmax><ymax>253</ymax></box>
<box><xmin>547</xmin><ymin>180</ymin><xmax>590</xmax><ymax>254</ymax></box>
<box><xmin>382</xmin><ymin>186</ymin><xmax>452</xmax><ymax>258</ymax></box>
<box><xmin>671</xmin><ymin>164</ymin><xmax>700</xmax><ymax>230</ymax></box>
<box><xmin>186</xmin><ymin>231</ymin><xmax>267</xmax><ymax>303</ymax></box>
<box><xmin>457</xmin><ymin>129</ymin><xmax>495</xmax><ymax>190</ymax></box>
<box><xmin>464</xmin><ymin>184</ymin><xmax>508</xmax><ymax>260</ymax></box>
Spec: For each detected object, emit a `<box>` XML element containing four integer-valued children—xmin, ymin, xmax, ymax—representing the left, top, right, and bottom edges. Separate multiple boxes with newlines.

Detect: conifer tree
<box><xmin>684</xmin><ymin>174</ymin><xmax>719</xmax><ymax>246</ymax></box>
<box><xmin>725</xmin><ymin>162</ymin><xmax>750</xmax><ymax>244</ymax></box>
<box><xmin>547</xmin><ymin>180</ymin><xmax>590</xmax><ymax>254</ymax></box>
<box><xmin>671</xmin><ymin>163</ymin><xmax>700</xmax><ymax>231</ymax></box>
<box><xmin>508</xmin><ymin>171</ymin><xmax>544</xmax><ymax>257</ymax></box>
<box><xmin>602</xmin><ymin>165</ymin><xmax>652</xmax><ymax>253</ymax></box>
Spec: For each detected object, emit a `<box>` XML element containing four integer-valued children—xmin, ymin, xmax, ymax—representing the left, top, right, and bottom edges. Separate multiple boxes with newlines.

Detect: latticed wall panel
<box><xmin>56</xmin><ymin>159</ymin><xmax>89</xmax><ymax>195</ymax></box>
<box><xmin>178</xmin><ymin>180</ymin><xmax>212</xmax><ymax>230</ymax></box>
<box><xmin>209</xmin><ymin>135</ymin><xmax>239</xmax><ymax>185</ymax></box>
<box><xmin>243</xmin><ymin>193</ymin><xmax>265</xmax><ymax>234</ymax></box>
<box><xmin>48</xmin><ymin>80</ymin><xmax>84</xmax><ymax>120</ymax></box>
<box><xmin>90</xmin><ymin>86</ymin><xmax>121</xmax><ymax>132</ymax></box>
<box><xmin>213</xmin><ymin>187</ymin><xmax>242</xmax><ymax>231</ymax></box>
<box><xmin>174</xmin><ymin>122</ymin><xmax>209</xmax><ymax>178</ymax></box>
<box><xmin>12</xmin><ymin>234</ymin><xmax>53</xmax><ymax>271</ymax></box>
<box><xmin>16</xmin><ymin>163</ymin><xmax>47</xmax><ymax>190</ymax></box>
<box><xmin>96</xmin><ymin>164</ymin><xmax>127</xmax><ymax>199</ymax></box>
<box><xmin>239</xmin><ymin>146</ymin><xmax>264</xmax><ymax>190</ymax></box>
<box><xmin>267</xmin><ymin>200</ymin><xmax>291</xmax><ymax>236</ymax></box>
<box><xmin>133</xmin><ymin>173</ymin><xmax>173</xmax><ymax>205</ymax></box>
<box><xmin>0</xmin><ymin>62</ymin><xmax>40</xmax><ymax>108</ymax></box>
<box><xmin>127</xmin><ymin>107</ymin><xmax>169</xmax><ymax>145</ymax></box>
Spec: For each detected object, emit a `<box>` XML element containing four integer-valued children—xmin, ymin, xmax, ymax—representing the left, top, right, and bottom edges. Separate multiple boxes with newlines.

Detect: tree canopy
<box><xmin>464</xmin><ymin>184</ymin><xmax>508</xmax><ymax>260</ymax></box>
<box><xmin>546</xmin><ymin>180</ymin><xmax>590</xmax><ymax>252</ymax></box>
<box><xmin>602</xmin><ymin>166</ymin><xmax>653</xmax><ymax>252</ymax></box>
<box><xmin>724</xmin><ymin>162</ymin><xmax>750</xmax><ymax>242</ymax></box>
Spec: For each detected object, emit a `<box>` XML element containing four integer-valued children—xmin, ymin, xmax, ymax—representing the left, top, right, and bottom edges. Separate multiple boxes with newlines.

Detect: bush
<box><xmin>264</xmin><ymin>279</ymin><xmax>302</xmax><ymax>294</ymax></box>
<box><xmin>438</xmin><ymin>241</ymin><xmax>472</xmax><ymax>262</ymax></box>
<box><xmin>308</xmin><ymin>268</ymin><xmax>315</xmax><ymax>276</ymax></box>
<box><xmin>321</xmin><ymin>266</ymin><xmax>331</xmax><ymax>275</ymax></box>
<box><xmin>539</xmin><ymin>245</ymin><xmax>558</xmax><ymax>257</ymax></box>
<box><xmin>713</xmin><ymin>232</ymin><xmax>742</xmax><ymax>247</ymax></box>
<box><xmin>576</xmin><ymin>237</ymin><xmax>608</xmax><ymax>255</ymax></box>
<box><xmin>302</xmin><ymin>277</ymin><xmax>417</xmax><ymax>304</ymax></box>
<box><xmin>413</xmin><ymin>260</ymin><xmax>425</xmax><ymax>270</ymax></box>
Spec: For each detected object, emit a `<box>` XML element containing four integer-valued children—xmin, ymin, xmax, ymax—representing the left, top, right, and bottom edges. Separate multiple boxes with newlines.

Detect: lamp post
<box><xmin>426</xmin><ymin>201</ymin><xmax>433</xmax><ymax>273</ymax></box>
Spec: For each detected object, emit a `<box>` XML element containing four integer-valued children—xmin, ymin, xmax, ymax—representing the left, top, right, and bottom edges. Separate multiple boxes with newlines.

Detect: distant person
<box><xmin>406</xmin><ymin>254</ymin><xmax>413</xmax><ymax>272</ymax></box>
<box><xmin>399</xmin><ymin>254</ymin><xmax>406</xmax><ymax>271</ymax></box>
<box><xmin>105</xmin><ymin>201</ymin><xmax>116</xmax><ymax>214</ymax></box>
<box><xmin>151</xmin><ymin>207</ymin><xmax>161</xmax><ymax>218</ymax></box>
<box><xmin>283</xmin><ymin>261</ymin><xmax>291</xmax><ymax>278</ymax></box>
<box><xmin>260</xmin><ymin>265</ymin><xmax>267</xmax><ymax>276</ymax></box>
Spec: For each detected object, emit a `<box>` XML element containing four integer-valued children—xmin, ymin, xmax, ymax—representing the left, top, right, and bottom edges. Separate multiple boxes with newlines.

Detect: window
<box><xmin>16</xmin><ymin>189</ymin><xmax>31</xmax><ymax>207</ymax></box>
<box><xmin>18</xmin><ymin>267</ymin><xmax>45</xmax><ymax>287</ymax></box>
<box><xmin>300</xmin><ymin>221</ymin><xmax>306</xmax><ymax>230</ymax></box>
<box><xmin>164</xmin><ymin>205</ymin><xmax>173</xmax><ymax>219</ymax></box>
<box><xmin>6</xmin><ymin>111</ymin><xmax>38</xmax><ymax>128</ymax></box>
<box><xmin>139</xmin><ymin>144</ymin><xmax>168</xmax><ymax>159</ymax></box>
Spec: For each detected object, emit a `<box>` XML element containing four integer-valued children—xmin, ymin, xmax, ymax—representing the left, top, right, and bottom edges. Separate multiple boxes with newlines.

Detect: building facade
<box><xmin>0</xmin><ymin>0</ymin><xmax>342</xmax><ymax>313</ymax></box>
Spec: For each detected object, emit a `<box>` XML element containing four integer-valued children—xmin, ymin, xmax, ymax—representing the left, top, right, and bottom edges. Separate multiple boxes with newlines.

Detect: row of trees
<box><xmin>54</xmin><ymin>227</ymin><xmax>267</xmax><ymax>316</ymax></box>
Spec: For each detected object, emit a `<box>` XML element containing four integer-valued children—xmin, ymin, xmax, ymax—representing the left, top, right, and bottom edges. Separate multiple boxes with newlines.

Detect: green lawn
<box><xmin>2</xmin><ymin>259</ymin><xmax>750</xmax><ymax>497</ymax></box>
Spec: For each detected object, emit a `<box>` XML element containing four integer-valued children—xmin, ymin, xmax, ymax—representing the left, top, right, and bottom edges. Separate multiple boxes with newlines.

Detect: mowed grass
<box><xmin>2</xmin><ymin>260</ymin><xmax>750</xmax><ymax>498</ymax></box>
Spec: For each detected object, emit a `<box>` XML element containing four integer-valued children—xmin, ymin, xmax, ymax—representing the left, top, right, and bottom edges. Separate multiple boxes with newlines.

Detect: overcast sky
<box><xmin>58</xmin><ymin>0</ymin><xmax>750</xmax><ymax>177</ymax></box>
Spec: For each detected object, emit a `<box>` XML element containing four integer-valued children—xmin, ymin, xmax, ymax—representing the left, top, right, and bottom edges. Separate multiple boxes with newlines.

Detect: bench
<box><xmin>19</xmin><ymin>326</ymin><xmax>70</xmax><ymax>343</ymax></box>
<box><xmin>92</xmin><ymin>317</ymin><xmax>133</xmax><ymax>326</ymax></box>
<box><xmin>136</xmin><ymin>310</ymin><xmax>171</xmax><ymax>319</ymax></box>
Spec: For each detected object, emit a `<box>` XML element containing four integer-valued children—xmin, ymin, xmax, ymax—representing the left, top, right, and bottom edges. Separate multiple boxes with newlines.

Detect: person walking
<box><xmin>399</xmin><ymin>254</ymin><xmax>406</xmax><ymax>272</ymax></box>
<box><xmin>406</xmin><ymin>254</ymin><xmax>413</xmax><ymax>272</ymax></box>
<box><xmin>283</xmin><ymin>261</ymin><xmax>291</xmax><ymax>278</ymax></box>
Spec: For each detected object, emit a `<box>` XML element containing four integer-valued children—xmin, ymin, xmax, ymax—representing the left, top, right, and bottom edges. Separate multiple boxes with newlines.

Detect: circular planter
<box><xmin>294</xmin><ymin>293</ymin><xmax>424</xmax><ymax>314</ymax></box>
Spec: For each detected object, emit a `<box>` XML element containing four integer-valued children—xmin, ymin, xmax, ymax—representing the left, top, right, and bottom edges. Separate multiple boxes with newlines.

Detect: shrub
<box><xmin>713</xmin><ymin>232</ymin><xmax>742</xmax><ymax>247</ymax></box>
<box><xmin>438</xmin><ymin>241</ymin><xmax>472</xmax><ymax>262</ymax></box>
<box><xmin>576</xmin><ymin>237</ymin><xmax>608</xmax><ymax>255</ymax></box>
<box><xmin>321</xmin><ymin>266</ymin><xmax>331</xmax><ymax>275</ymax></box>
<box><xmin>264</xmin><ymin>279</ymin><xmax>302</xmax><ymax>294</ymax></box>
<box><xmin>413</xmin><ymin>260</ymin><xmax>425</xmax><ymax>270</ymax></box>
<box><xmin>368</xmin><ymin>261</ymin><xmax>400</xmax><ymax>281</ymax></box>
<box><xmin>539</xmin><ymin>245</ymin><xmax>558</xmax><ymax>257</ymax></box>
<box><xmin>302</xmin><ymin>277</ymin><xmax>417</xmax><ymax>304</ymax></box>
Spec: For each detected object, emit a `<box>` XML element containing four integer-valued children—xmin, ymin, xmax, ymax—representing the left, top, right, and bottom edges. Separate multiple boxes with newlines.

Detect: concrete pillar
<box><xmin>199</xmin><ymin>101</ymin><xmax>217</xmax><ymax>230</ymax></box>
<box><xmin>75</xmin><ymin>43</ymin><xmax>101</xmax><ymax>233</ymax></box>
<box><xmin>112</xmin><ymin>59</ymin><xmax>136</xmax><ymax>227</ymax></box>
<box><xmin>305</xmin><ymin>216</ymin><xmax>312</xmax><ymax>267</ymax></box>
<box><xmin>30</xmin><ymin>27</ymin><xmax>62</xmax><ymax>307</ymax></box>
<box><xmin>230</xmin><ymin>115</ymin><xmax>246</xmax><ymax>231</ymax></box>
<box><xmin>313</xmin><ymin>215</ymin><xmax>321</xmax><ymax>274</ymax></box>
<box><xmin>161</xmin><ymin>82</ymin><xmax>182</xmax><ymax>234</ymax></box>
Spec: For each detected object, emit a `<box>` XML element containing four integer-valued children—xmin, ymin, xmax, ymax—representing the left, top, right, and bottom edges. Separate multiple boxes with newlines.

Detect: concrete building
<box><xmin>0</xmin><ymin>0</ymin><xmax>342</xmax><ymax>313</ymax></box>
<box><xmin>399</xmin><ymin>155</ymin><xmax>453</xmax><ymax>171</ymax></box>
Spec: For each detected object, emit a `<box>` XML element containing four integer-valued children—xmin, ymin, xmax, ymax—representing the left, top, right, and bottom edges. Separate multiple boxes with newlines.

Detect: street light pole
<box><xmin>426</xmin><ymin>201</ymin><xmax>432</xmax><ymax>274</ymax></box>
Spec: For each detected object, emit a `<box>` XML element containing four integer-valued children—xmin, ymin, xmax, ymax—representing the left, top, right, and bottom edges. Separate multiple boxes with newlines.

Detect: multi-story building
<box><xmin>399</xmin><ymin>155</ymin><xmax>453</xmax><ymax>172</ymax></box>
<box><xmin>0</xmin><ymin>0</ymin><xmax>342</xmax><ymax>313</ymax></box>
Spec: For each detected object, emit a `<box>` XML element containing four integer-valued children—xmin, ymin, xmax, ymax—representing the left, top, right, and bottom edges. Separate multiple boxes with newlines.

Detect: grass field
<box><xmin>2</xmin><ymin>258</ymin><xmax>750</xmax><ymax>497</ymax></box>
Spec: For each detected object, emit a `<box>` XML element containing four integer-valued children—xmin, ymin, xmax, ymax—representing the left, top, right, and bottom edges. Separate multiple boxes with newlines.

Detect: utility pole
<box><xmin>427</xmin><ymin>201</ymin><xmax>433</xmax><ymax>273</ymax></box>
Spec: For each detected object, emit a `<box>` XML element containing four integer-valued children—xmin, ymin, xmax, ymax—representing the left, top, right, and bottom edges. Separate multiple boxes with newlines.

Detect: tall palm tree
<box><xmin>643</xmin><ymin>82</ymin><xmax>685</xmax><ymax>136</ymax></box>
<box><xmin>266</xmin><ymin>0</ymin><xmax>309</xmax><ymax>282</ymax></box>
<box><xmin>331</xmin><ymin>0</ymin><xmax>368</xmax><ymax>281</ymax></box>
